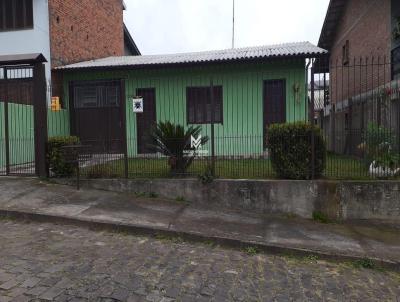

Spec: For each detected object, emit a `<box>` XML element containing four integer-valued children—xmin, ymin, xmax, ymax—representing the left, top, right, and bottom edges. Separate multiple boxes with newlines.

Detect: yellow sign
<box><xmin>51</xmin><ymin>97</ymin><xmax>61</xmax><ymax>112</ymax></box>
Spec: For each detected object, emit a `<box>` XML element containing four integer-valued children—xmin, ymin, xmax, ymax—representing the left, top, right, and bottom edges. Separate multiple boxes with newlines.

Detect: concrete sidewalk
<box><xmin>1</xmin><ymin>177</ymin><xmax>400</xmax><ymax>267</ymax></box>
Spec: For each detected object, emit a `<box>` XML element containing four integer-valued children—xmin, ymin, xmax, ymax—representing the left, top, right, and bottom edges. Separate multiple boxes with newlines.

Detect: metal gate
<box><xmin>0</xmin><ymin>54</ymin><xmax>48</xmax><ymax>177</ymax></box>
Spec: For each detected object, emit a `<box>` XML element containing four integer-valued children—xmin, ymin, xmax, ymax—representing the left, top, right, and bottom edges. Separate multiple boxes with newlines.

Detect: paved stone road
<box><xmin>0</xmin><ymin>220</ymin><xmax>399</xmax><ymax>302</ymax></box>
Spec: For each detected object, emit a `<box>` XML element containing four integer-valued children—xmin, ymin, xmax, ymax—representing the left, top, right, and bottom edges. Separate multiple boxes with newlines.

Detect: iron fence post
<box><xmin>310</xmin><ymin>67</ymin><xmax>315</xmax><ymax>179</ymax></box>
<box><xmin>4</xmin><ymin>67</ymin><xmax>10</xmax><ymax>175</ymax></box>
<box><xmin>210</xmin><ymin>79</ymin><xmax>215</xmax><ymax>177</ymax></box>
<box><xmin>120</xmin><ymin>79</ymin><xmax>129</xmax><ymax>179</ymax></box>
<box><xmin>33</xmin><ymin>62</ymin><xmax>48</xmax><ymax>178</ymax></box>
<box><xmin>395</xmin><ymin>77</ymin><xmax>400</xmax><ymax>159</ymax></box>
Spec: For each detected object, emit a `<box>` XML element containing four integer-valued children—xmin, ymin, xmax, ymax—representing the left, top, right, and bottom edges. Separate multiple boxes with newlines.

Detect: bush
<box><xmin>148</xmin><ymin>121</ymin><xmax>209</xmax><ymax>175</ymax></box>
<box><xmin>267</xmin><ymin>122</ymin><xmax>326</xmax><ymax>179</ymax></box>
<box><xmin>363</xmin><ymin>122</ymin><xmax>398</xmax><ymax>166</ymax></box>
<box><xmin>47</xmin><ymin>136</ymin><xmax>80</xmax><ymax>177</ymax></box>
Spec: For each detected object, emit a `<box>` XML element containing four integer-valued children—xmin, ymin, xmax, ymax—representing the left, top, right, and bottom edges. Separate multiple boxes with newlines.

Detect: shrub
<box><xmin>363</xmin><ymin>122</ymin><xmax>399</xmax><ymax>167</ymax></box>
<box><xmin>47</xmin><ymin>136</ymin><xmax>80</xmax><ymax>177</ymax></box>
<box><xmin>267</xmin><ymin>122</ymin><xmax>326</xmax><ymax>179</ymax></box>
<box><xmin>148</xmin><ymin>121</ymin><xmax>209</xmax><ymax>175</ymax></box>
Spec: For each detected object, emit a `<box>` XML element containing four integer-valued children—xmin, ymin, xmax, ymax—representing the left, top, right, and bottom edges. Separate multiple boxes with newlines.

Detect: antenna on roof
<box><xmin>232</xmin><ymin>0</ymin><xmax>235</xmax><ymax>49</ymax></box>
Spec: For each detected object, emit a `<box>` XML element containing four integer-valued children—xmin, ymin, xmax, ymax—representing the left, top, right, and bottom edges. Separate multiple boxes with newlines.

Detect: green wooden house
<box><xmin>51</xmin><ymin>42</ymin><xmax>326</xmax><ymax>158</ymax></box>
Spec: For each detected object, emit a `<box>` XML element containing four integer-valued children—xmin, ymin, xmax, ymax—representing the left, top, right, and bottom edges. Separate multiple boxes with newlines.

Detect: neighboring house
<box><xmin>53</xmin><ymin>42</ymin><xmax>326</xmax><ymax>157</ymax></box>
<box><xmin>318</xmin><ymin>0</ymin><xmax>400</xmax><ymax>153</ymax></box>
<box><xmin>309</xmin><ymin>80</ymin><xmax>329</xmax><ymax>128</ymax></box>
<box><xmin>0</xmin><ymin>0</ymin><xmax>140</xmax><ymax>100</ymax></box>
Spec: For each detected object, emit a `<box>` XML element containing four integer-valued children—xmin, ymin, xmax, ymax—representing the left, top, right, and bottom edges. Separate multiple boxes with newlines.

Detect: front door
<box><xmin>70</xmin><ymin>80</ymin><xmax>124</xmax><ymax>153</ymax></box>
<box><xmin>263</xmin><ymin>79</ymin><xmax>286</xmax><ymax>146</ymax></box>
<box><xmin>136</xmin><ymin>88</ymin><xmax>157</xmax><ymax>154</ymax></box>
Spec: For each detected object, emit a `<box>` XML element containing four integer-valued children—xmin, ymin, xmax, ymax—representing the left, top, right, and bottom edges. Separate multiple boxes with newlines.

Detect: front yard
<box><xmin>82</xmin><ymin>153</ymin><xmax>380</xmax><ymax>180</ymax></box>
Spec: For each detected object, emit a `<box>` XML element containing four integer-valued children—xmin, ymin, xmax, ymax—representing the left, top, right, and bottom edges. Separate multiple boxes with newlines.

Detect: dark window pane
<box><xmin>105</xmin><ymin>86</ymin><xmax>119</xmax><ymax>107</ymax></box>
<box><xmin>5</xmin><ymin>0</ymin><xmax>13</xmax><ymax>29</ymax></box>
<box><xmin>25</xmin><ymin>0</ymin><xmax>33</xmax><ymax>27</ymax></box>
<box><xmin>0</xmin><ymin>0</ymin><xmax>5</xmax><ymax>30</ymax></box>
<box><xmin>74</xmin><ymin>82</ymin><xmax>121</xmax><ymax>108</ymax></box>
<box><xmin>0</xmin><ymin>0</ymin><xmax>33</xmax><ymax>30</ymax></box>
<box><xmin>75</xmin><ymin>86</ymin><xmax>98</xmax><ymax>108</ymax></box>
<box><xmin>15</xmin><ymin>0</ymin><xmax>24</xmax><ymax>28</ymax></box>
<box><xmin>187</xmin><ymin>86</ymin><xmax>223</xmax><ymax>124</ymax></box>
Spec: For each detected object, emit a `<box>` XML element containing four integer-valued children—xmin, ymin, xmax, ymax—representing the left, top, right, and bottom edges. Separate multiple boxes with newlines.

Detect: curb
<box><xmin>0</xmin><ymin>208</ymin><xmax>399</xmax><ymax>272</ymax></box>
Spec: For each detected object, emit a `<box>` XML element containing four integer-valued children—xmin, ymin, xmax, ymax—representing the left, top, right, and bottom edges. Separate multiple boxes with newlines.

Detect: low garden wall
<box><xmin>54</xmin><ymin>178</ymin><xmax>400</xmax><ymax>221</ymax></box>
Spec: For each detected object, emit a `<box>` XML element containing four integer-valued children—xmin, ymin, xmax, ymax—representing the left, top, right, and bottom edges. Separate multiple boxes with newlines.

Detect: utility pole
<box><xmin>232</xmin><ymin>0</ymin><xmax>235</xmax><ymax>48</ymax></box>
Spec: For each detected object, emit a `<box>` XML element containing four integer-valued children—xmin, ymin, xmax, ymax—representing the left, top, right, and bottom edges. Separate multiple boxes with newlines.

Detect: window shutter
<box><xmin>186</xmin><ymin>86</ymin><xmax>223</xmax><ymax>124</ymax></box>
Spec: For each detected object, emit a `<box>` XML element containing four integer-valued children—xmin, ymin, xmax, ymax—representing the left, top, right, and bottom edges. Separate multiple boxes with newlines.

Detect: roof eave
<box><xmin>0</xmin><ymin>53</ymin><xmax>48</xmax><ymax>66</ymax></box>
<box><xmin>123</xmin><ymin>24</ymin><xmax>141</xmax><ymax>56</ymax></box>
<box><xmin>318</xmin><ymin>0</ymin><xmax>346</xmax><ymax>51</ymax></box>
<box><xmin>55</xmin><ymin>52</ymin><xmax>328</xmax><ymax>72</ymax></box>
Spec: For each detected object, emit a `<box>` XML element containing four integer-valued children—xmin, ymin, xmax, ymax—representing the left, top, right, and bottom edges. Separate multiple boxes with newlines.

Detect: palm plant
<box><xmin>148</xmin><ymin>121</ymin><xmax>209</xmax><ymax>175</ymax></box>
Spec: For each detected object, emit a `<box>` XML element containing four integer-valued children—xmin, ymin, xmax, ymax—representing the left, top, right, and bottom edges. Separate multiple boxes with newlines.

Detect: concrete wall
<box><xmin>58</xmin><ymin>178</ymin><xmax>400</xmax><ymax>221</ymax></box>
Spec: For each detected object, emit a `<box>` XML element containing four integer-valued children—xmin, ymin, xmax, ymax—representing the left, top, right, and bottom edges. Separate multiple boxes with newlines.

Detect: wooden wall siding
<box><xmin>62</xmin><ymin>60</ymin><xmax>307</xmax><ymax>156</ymax></box>
<box><xmin>47</xmin><ymin>109</ymin><xmax>70</xmax><ymax>137</ymax></box>
<box><xmin>0</xmin><ymin>103</ymin><xmax>34</xmax><ymax>168</ymax></box>
<box><xmin>0</xmin><ymin>106</ymin><xmax>70</xmax><ymax>170</ymax></box>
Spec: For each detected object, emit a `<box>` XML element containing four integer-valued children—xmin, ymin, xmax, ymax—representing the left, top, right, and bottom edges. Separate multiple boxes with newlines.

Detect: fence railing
<box><xmin>2</xmin><ymin>56</ymin><xmax>399</xmax><ymax>180</ymax></box>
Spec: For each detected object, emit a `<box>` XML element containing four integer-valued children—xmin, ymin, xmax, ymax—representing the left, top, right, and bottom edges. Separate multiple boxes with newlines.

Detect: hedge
<box><xmin>267</xmin><ymin>122</ymin><xmax>326</xmax><ymax>179</ymax></box>
<box><xmin>47</xmin><ymin>136</ymin><xmax>80</xmax><ymax>177</ymax></box>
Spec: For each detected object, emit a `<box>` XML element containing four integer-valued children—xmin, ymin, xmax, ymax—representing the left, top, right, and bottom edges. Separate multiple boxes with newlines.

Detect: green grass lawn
<box><xmin>82</xmin><ymin>153</ymin><xmax>383</xmax><ymax>180</ymax></box>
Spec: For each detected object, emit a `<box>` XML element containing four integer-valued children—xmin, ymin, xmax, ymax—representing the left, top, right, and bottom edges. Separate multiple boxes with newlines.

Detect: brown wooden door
<box><xmin>136</xmin><ymin>88</ymin><xmax>156</xmax><ymax>154</ymax></box>
<box><xmin>263</xmin><ymin>79</ymin><xmax>286</xmax><ymax>146</ymax></box>
<box><xmin>71</xmin><ymin>80</ymin><xmax>124</xmax><ymax>153</ymax></box>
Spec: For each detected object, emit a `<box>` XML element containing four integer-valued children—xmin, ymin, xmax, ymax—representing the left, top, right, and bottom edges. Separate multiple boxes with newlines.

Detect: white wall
<box><xmin>0</xmin><ymin>0</ymin><xmax>51</xmax><ymax>90</ymax></box>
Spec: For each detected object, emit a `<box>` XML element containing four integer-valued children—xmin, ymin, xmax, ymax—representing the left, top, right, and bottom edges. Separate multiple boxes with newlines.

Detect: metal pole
<box><xmin>120</xmin><ymin>79</ymin><xmax>129</xmax><ymax>179</ymax></box>
<box><xmin>210</xmin><ymin>79</ymin><xmax>215</xmax><ymax>177</ymax></box>
<box><xmin>4</xmin><ymin>67</ymin><xmax>10</xmax><ymax>175</ymax></box>
<box><xmin>310</xmin><ymin>67</ymin><xmax>315</xmax><ymax>179</ymax></box>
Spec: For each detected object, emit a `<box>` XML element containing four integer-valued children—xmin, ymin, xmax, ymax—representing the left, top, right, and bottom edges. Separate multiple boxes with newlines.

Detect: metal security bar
<box><xmin>46</xmin><ymin>57</ymin><xmax>400</xmax><ymax>180</ymax></box>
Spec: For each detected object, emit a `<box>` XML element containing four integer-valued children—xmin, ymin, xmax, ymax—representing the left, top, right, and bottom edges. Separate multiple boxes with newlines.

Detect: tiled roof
<box><xmin>57</xmin><ymin>42</ymin><xmax>327</xmax><ymax>70</ymax></box>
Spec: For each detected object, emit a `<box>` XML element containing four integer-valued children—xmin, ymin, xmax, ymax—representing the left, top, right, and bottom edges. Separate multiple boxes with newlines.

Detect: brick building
<box><xmin>317</xmin><ymin>0</ymin><xmax>400</xmax><ymax>154</ymax></box>
<box><xmin>0</xmin><ymin>0</ymin><xmax>140</xmax><ymax>100</ymax></box>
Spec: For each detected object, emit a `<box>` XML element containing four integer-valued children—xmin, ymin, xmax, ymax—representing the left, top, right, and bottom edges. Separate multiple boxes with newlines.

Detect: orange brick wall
<box><xmin>48</xmin><ymin>0</ymin><xmax>124</xmax><ymax>67</ymax></box>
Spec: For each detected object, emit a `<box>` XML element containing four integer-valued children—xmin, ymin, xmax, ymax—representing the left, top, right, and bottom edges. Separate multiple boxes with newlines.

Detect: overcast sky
<box><xmin>124</xmin><ymin>0</ymin><xmax>330</xmax><ymax>55</ymax></box>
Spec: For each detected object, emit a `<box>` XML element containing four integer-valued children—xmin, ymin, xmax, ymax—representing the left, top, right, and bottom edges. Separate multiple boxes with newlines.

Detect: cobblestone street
<box><xmin>0</xmin><ymin>220</ymin><xmax>399</xmax><ymax>302</ymax></box>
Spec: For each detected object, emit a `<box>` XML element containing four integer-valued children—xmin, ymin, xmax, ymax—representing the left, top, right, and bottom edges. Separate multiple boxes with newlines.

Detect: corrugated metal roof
<box><xmin>57</xmin><ymin>42</ymin><xmax>327</xmax><ymax>70</ymax></box>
